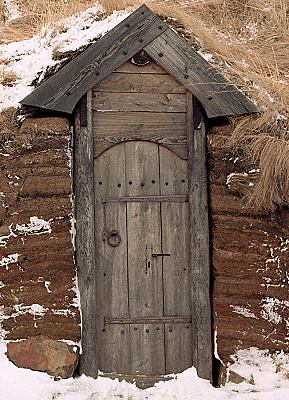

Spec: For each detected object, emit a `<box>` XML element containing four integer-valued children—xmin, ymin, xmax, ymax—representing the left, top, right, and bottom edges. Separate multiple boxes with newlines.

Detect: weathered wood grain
<box><xmin>92</xmin><ymin>92</ymin><xmax>186</xmax><ymax>113</ymax></box>
<box><xmin>187</xmin><ymin>94</ymin><xmax>212</xmax><ymax>381</ymax></box>
<box><xmin>115</xmin><ymin>60</ymin><xmax>167</xmax><ymax>74</ymax></box>
<box><xmin>93</xmin><ymin>134</ymin><xmax>187</xmax><ymax>160</ymax></box>
<box><xmin>159</xmin><ymin>146</ymin><xmax>192</xmax><ymax>373</ymax></box>
<box><xmin>21</xmin><ymin>5</ymin><xmax>168</xmax><ymax>113</ymax></box>
<box><xmin>130</xmin><ymin>324</ymin><xmax>165</xmax><ymax>375</ymax></box>
<box><xmin>94</xmin><ymin>144</ymin><xmax>130</xmax><ymax>373</ymax></box>
<box><xmin>92</xmin><ymin>112</ymin><xmax>186</xmax><ymax>137</ymax></box>
<box><xmin>145</xmin><ymin>28</ymin><xmax>259</xmax><ymax>117</ymax></box>
<box><xmin>74</xmin><ymin>91</ymin><xmax>98</xmax><ymax>377</ymax></box>
<box><xmin>159</xmin><ymin>146</ymin><xmax>190</xmax><ymax>317</ymax></box>
<box><xmin>125</xmin><ymin>142</ymin><xmax>165</xmax><ymax>375</ymax></box>
<box><xmin>125</xmin><ymin>142</ymin><xmax>163</xmax><ymax>319</ymax></box>
<box><xmin>93</xmin><ymin>72</ymin><xmax>186</xmax><ymax>94</ymax></box>
<box><xmin>21</xmin><ymin>5</ymin><xmax>259</xmax><ymax>118</ymax></box>
<box><xmin>100</xmin><ymin>324</ymin><xmax>130</xmax><ymax>374</ymax></box>
<box><xmin>165</xmin><ymin>323</ymin><xmax>192</xmax><ymax>373</ymax></box>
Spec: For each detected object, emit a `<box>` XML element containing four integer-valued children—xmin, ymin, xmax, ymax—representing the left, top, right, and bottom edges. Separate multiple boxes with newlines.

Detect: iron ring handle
<box><xmin>107</xmin><ymin>230</ymin><xmax>121</xmax><ymax>247</ymax></box>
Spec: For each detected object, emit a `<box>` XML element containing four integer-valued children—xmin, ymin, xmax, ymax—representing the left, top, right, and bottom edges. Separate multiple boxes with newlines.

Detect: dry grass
<box><xmin>0</xmin><ymin>0</ymin><xmax>6</xmax><ymax>21</ymax></box>
<box><xmin>0</xmin><ymin>0</ymin><xmax>289</xmax><ymax>210</ymax></box>
<box><xmin>0</xmin><ymin>69</ymin><xmax>18</xmax><ymax>86</ymax></box>
<box><xmin>0</xmin><ymin>107</ymin><xmax>19</xmax><ymax>152</ymax></box>
<box><xmin>0</xmin><ymin>0</ymin><xmax>97</xmax><ymax>40</ymax></box>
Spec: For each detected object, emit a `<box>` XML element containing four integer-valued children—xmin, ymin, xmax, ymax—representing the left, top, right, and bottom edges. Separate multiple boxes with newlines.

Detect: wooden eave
<box><xmin>20</xmin><ymin>4</ymin><xmax>259</xmax><ymax>118</ymax></box>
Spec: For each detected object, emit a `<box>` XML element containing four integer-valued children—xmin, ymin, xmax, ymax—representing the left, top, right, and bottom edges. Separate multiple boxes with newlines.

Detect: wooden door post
<box><xmin>187</xmin><ymin>93</ymin><xmax>212</xmax><ymax>381</ymax></box>
<box><xmin>74</xmin><ymin>91</ymin><xmax>98</xmax><ymax>377</ymax></box>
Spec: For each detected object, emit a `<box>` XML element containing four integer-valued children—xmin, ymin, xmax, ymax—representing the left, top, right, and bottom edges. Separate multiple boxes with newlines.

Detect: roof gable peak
<box><xmin>21</xmin><ymin>4</ymin><xmax>259</xmax><ymax>118</ymax></box>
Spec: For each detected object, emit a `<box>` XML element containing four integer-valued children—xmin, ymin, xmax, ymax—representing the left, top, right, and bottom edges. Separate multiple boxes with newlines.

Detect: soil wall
<box><xmin>209</xmin><ymin>126</ymin><xmax>289</xmax><ymax>364</ymax></box>
<box><xmin>0</xmin><ymin>116</ymin><xmax>80</xmax><ymax>377</ymax></box>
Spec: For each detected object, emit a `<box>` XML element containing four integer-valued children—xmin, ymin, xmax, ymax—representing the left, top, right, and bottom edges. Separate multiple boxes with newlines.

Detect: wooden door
<box><xmin>75</xmin><ymin>59</ymin><xmax>211</xmax><ymax>380</ymax></box>
<box><xmin>94</xmin><ymin>141</ymin><xmax>192</xmax><ymax>376</ymax></box>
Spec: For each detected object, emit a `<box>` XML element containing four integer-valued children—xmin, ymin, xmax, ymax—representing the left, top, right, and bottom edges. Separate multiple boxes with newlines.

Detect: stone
<box><xmin>217</xmin><ymin>365</ymin><xmax>248</xmax><ymax>386</ymax></box>
<box><xmin>7</xmin><ymin>336</ymin><xmax>79</xmax><ymax>378</ymax></box>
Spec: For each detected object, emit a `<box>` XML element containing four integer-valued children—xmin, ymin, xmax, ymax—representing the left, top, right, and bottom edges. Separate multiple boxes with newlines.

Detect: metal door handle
<box><xmin>152</xmin><ymin>253</ymin><xmax>170</xmax><ymax>257</ymax></box>
<box><xmin>106</xmin><ymin>230</ymin><xmax>121</xmax><ymax>247</ymax></box>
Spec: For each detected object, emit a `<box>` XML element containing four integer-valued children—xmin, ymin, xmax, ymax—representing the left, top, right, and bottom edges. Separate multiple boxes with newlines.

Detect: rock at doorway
<box><xmin>6</xmin><ymin>336</ymin><xmax>79</xmax><ymax>378</ymax></box>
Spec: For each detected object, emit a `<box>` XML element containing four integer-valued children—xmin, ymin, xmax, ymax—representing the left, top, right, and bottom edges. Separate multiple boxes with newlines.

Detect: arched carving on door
<box><xmin>93</xmin><ymin>136</ymin><xmax>188</xmax><ymax>160</ymax></box>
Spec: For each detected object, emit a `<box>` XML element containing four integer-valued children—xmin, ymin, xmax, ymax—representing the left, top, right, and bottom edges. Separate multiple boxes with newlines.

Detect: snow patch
<box><xmin>214</xmin><ymin>328</ymin><xmax>225</xmax><ymax>366</ymax></box>
<box><xmin>261</xmin><ymin>297</ymin><xmax>289</xmax><ymax>325</ymax></box>
<box><xmin>198</xmin><ymin>49</ymin><xmax>214</xmax><ymax>62</ymax></box>
<box><xmin>231</xmin><ymin>305</ymin><xmax>258</xmax><ymax>319</ymax></box>
<box><xmin>0</xmin><ymin>253</ymin><xmax>19</xmax><ymax>269</ymax></box>
<box><xmin>44</xmin><ymin>281</ymin><xmax>51</xmax><ymax>293</ymax></box>
<box><xmin>51</xmin><ymin>309</ymin><xmax>76</xmax><ymax>317</ymax></box>
<box><xmin>0</xmin><ymin>6</ymin><xmax>131</xmax><ymax>111</ymax></box>
<box><xmin>0</xmin><ymin>224</ymin><xmax>16</xmax><ymax>247</ymax></box>
<box><xmin>3</xmin><ymin>0</ymin><xmax>21</xmax><ymax>22</ymax></box>
<box><xmin>226</xmin><ymin>172</ymin><xmax>247</xmax><ymax>186</ymax></box>
<box><xmin>227</xmin><ymin>348</ymin><xmax>289</xmax><ymax>392</ymax></box>
<box><xmin>0</xmin><ymin>342</ymin><xmax>288</xmax><ymax>399</ymax></box>
<box><xmin>15</xmin><ymin>217</ymin><xmax>52</xmax><ymax>235</ymax></box>
<box><xmin>14</xmin><ymin>303</ymin><xmax>47</xmax><ymax>316</ymax></box>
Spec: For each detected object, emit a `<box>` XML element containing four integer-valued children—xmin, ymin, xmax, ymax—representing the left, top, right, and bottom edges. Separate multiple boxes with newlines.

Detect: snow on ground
<box><xmin>2</xmin><ymin>0</ymin><xmax>21</xmax><ymax>23</ymax></box>
<box><xmin>0</xmin><ymin>5</ymin><xmax>132</xmax><ymax>111</ymax></box>
<box><xmin>0</xmin><ymin>342</ymin><xmax>288</xmax><ymax>400</ymax></box>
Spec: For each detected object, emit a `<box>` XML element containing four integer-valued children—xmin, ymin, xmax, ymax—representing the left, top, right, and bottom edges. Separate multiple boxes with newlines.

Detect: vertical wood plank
<box><xmin>94</xmin><ymin>145</ymin><xmax>130</xmax><ymax>373</ymax></box>
<box><xmin>130</xmin><ymin>324</ymin><xmax>165</xmax><ymax>375</ymax></box>
<box><xmin>125</xmin><ymin>141</ymin><xmax>163</xmax><ymax>319</ymax></box>
<box><xmin>159</xmin><ymin>146</ymin><xmax>190</xmax><ymax>316</ymax></box>
<box><xmin>125</xmin><ymin>141</ymin><xmax>165</xmax><ymax>375</ymax></box>
<box><xmin>187</xmin><ymin>93</ymin><xmax>212</xmax><ymax>380</ymax></box>
<box><xmin>159</xmin><ymin>145</ymin><xmax>192</xmax><ymax>374</ymax></box>
<box><xmin>165</xmin><ymin>323</ymin><xmax>193</xmax><ymax>373</ymax></box>
<box><xmin>74</xmin><ymin>91</ymin><xmax>98</xmax><ymax>377</ymax></box>
<box><xmin>101</xmin><ymin>324</ymin><xmax>130</xmax><ymax>373</ymax></box>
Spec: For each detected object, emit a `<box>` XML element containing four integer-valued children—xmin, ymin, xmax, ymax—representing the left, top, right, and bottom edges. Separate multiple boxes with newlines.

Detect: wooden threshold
<box><xmin>99</xmin><ymin>372</ymin><xmax>174</xmax><ymax>389</ymax></box>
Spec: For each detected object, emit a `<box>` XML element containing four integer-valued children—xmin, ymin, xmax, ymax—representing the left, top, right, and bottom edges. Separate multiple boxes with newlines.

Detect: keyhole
<box><xmin>145</xmin><ymin>261</ymin><xmax>151</xmax><ymax>274</ymax></box>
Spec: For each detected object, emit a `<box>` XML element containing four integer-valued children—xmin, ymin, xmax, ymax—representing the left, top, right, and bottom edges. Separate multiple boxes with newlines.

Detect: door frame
<box><xmin>74</xmin><ymin>90</ymin><xmax>212</xmax><ymax>380</ymax></box>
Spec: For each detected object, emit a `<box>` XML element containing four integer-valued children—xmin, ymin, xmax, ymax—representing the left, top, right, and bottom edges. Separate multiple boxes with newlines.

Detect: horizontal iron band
<box><xmin>104</xmin><ymin>316</ymin><xmax>192</xmax><ymax>325</ymax></box>
<box><xmin>101</xmin><ymin>195</ymin><xmax>188</xmax><ymax>203</ymax></box>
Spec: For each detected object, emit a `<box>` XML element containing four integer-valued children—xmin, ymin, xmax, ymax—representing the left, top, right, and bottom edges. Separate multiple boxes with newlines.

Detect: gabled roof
<box><xmin>20</xmin><ymin>4</ymin><xmax>259</xmax><ymax>118</ymax></box>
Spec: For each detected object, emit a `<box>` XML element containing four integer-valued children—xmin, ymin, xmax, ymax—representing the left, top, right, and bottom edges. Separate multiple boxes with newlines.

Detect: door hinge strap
<box><xmin>104</xmin><ymin>316</ymin><xmax>192</xmax><ymax>325</ymax></box>
<box><xmin>101</xmin><ymin>195</ymin><xmax>188</xmax><ymax>203</ymax></box>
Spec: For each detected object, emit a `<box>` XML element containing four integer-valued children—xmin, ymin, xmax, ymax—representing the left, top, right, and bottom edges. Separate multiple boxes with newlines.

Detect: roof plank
<box><xmin>21</xmin><ymin>4</ymin><xmax>168</xmax><ymax>113</ymax></box>
<box><xmin>20</xmin><ymin>4</ymin><xmax>259</xmax><ymax>118</ymax></box>
<box><xmin>144</xmin><ymin>28</ymin><xmax>259</xmax><ymax>118</ymax></box>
